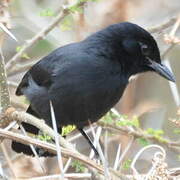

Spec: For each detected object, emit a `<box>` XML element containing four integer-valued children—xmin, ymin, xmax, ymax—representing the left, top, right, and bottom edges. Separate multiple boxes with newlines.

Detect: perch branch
<box><xmin>1</xmin><ymin>108</ymin><xmax>75</xmax><ymax>151</ymax></box>
<box><xmin>0</xmin><ymin>128</ymin><xmax>105</xmax><ymax>175</ymax></box>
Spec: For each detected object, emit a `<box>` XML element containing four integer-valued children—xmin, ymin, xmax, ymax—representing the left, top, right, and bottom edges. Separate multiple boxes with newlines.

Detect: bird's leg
<box><xmin>78</xmin><ymin>128</ymin><xmax>99</xmax><ymax>157</ymax></box>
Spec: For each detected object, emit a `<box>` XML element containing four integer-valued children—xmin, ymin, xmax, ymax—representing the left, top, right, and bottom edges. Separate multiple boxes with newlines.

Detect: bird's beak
<box><xmin>147</xmin><ymin>58</ymin><xmax>175</xmax><ymax>82</ymax></box>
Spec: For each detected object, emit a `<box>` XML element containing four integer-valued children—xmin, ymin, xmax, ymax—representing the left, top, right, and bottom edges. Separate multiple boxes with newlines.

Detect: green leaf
<box><xmin>39</xmin><ymin>8</ymin><xmax>55</xmax><ymax>17</ymax></box>
<box><xmin>16</xmin><ymin>46</ymin><xmax>30</xmax><ymax>59</ymax></box>
<box><xmin>62</xmin><ymin>125</ymin><xmax>76</xmax><ymax>136</ymax></box>
<box><xmin>122</xmin><ymin>159</ymin><xmax>132</xmax><ymax>170</ymax></box>
<box><xmin>146</xmin><ymin>128</ymin><xmax>164</xmax><ymax>136</ymax></box>
<box><xmin>137</xmin><ymin>138</ymin><xmax>150</xmax><ymax>146</ymax></box>
<box><xmin>145</xmin><ymin>128</ymin><xmax>167</xmax><ymax>143</ymax></box>
<box><xmin>60</xmin><ymin>15</ymin><xmax>74</xmax><ymax>31</ymax></box>
<box><xmin>101</xmin><ymin>112</ymin><xmax>116</xmax><ymax>124</ymax></box>
<box><xmin>115</xmin><ymin>116</ymin><xmax>140</xmax><ymax>128</ymax></box>
<box><xmin>67</xmin><ymin>0</ymin><xmax>100</xmax><ymax>13</ymax></box>
<box><xmin>71</xmin><ymin>160</ymin><xmax>85</xmax><ymax>172</ymax></box>
<box><xmin>37</xmin><ymin>133</ymin><xmax>52</xmax><ymax>142</ymax></box>
<box><xmin>68</xmin><ymin>5</ymin><xmax>83</xmax><ymax>13</ymax></box>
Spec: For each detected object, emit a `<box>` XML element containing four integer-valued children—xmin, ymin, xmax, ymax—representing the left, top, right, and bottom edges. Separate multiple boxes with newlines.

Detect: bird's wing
<box><xmin>15</xmin><ymin>44</ymin><xmax>73</xmax><ymax>96</ymax></box>
<box><xmin>15</xmin><ymin>64</ymin><xmax>52</xmax><ymax>96</ymax></box>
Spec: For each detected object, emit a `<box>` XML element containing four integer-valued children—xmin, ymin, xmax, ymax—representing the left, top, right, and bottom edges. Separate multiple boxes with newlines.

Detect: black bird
<box><xmin>12</xmin><ymin>22</ymin><xmax>175</xmax><ymax>157</ymax></box>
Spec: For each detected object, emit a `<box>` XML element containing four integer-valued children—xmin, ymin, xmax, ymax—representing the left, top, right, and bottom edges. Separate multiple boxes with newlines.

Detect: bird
<box><xmin>12</xmin><ymin>22</ymin><xmax>175</xmax><ymax>157</ymax></box>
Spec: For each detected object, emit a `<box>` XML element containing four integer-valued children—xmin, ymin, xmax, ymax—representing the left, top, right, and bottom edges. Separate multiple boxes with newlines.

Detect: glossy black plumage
<box><xmin>12</xmin><ymin>22</ymin><xmax>175</xmax><ymax>156</ymax></box>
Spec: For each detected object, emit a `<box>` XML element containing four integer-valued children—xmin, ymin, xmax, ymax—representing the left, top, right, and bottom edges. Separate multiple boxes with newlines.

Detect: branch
<box><xmin>0</xmin><ymin>0</ymin><xmax>14</xmax><ymax>118</ymax></box>
<box><xmin>5</xmin><ymin>1</ymin><xmax>87</xmax><ymax>73</ymax></box>
<box><xmin>0</xmin><ymin>127</ymin><xmax>130</xmax><ymax>179</ymax></box>
<box><xmin>147</xmin><ymin>16</ymin><xmax>178</xmax><ymax>33</ymax></box>
<box><xmin>0</xmin><ymin>108</ymin><xmax>132</xmax><ymax>179</ymax></box>
<box><xmin>7</xmin><ymin>61</ymin><xmax>37</xmax><ymax>77</ymax></box>
<box><xmin>99</xmin><ymin>121</ymin><xmax>180</xmax><ymax>153</ymax></box>
<box><xmin>1</xmin><ymin>108</ymin><xmax>75</xmax><ymax>151</ymax></box>
<box><xmin>0</xmin><ymin>48</ymin><xmax>10</xmax><ymax>113</ymax></box>
<box><xmin>0</xmin><ymin>128</ymin><xmax>105</xmax><ymax>175</ymax></box>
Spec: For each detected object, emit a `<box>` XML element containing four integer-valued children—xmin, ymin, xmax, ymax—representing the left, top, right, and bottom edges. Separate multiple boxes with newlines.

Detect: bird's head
<box><xmin>105</xmin><ymin>22</ymin><xmax>175</xmax><ymax>82</ymax></box>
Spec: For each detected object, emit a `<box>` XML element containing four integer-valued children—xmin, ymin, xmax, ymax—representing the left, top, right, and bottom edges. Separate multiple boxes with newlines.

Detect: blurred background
<box><xmin>0</xmin><ymin>0</ymin><xmax>180</xmax><ymax>178</ymax></box>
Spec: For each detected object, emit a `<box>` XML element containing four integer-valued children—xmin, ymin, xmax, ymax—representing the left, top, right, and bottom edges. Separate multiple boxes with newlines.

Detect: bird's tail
<box><xmin>11</xmin><ymin>105</ymin><xmax>55</xmax><ymax>157</ymax></box>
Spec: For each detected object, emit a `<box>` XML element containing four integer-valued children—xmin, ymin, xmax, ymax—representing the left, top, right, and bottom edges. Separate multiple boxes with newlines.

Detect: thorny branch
<box><xmin>0</xmin><ymin>128</ymin><xmax>105</xmax><ymax>175</ymax></box>
<box><xmin>5</xmin><ymin>0</ymin><xmax>88</xmax><ymax>73</ymax></box>
<box><xmin>99</xmin><ymin>121</ymin><xmax>180</xmax><ymax>153</ymax></box>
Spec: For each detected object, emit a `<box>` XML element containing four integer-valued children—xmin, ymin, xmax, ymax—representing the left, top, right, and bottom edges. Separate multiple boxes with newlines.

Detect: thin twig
<box><xmin>19</xmin><ymin>124</ymin><xmax>47</xmax><ymax>174</ymax></box>
<box><xmin>28</xmin><ymin>173</ymin><xmax>92</xmax><ymax>180</ymax></box>
<box><xmin>89</xmin><ymin>124</ymin><xmax>110</xmax><ymax>179</ymax></box>
<box><xmin>99</xmin><ymin>121</ymin><xmax>180</xmax><ymax>153</ymax></box>
<box><xmin>50</xmin><ymin>101</ymin><xmax>64</xmax><ymax>179</ymax></box>
<box><xmin>5</xmin><ymin>1</ymin><xmax>87</xmax><ymax>72</ymax></box>
<box><xmin>113</xmin><ymin>144</ymin><xmax>121</xmax><ymax>170</ymax></box>
<box><xmin>89</xmin><ymin>126</ymin><xmax>102</xmax><ymax>159</ymax></box>
<box><xmin>147</xmin><ymin>16</ymin><xmax>178</xmax><ymax>33</ymax></box>
<box><xmin>118</xmin><ymin>136</ymin><xmax>134</xmax><ymax>171</ymax></box>
<box><xmin>7</xmin><ymin>61</ymin><xmax>37</xmax><ymax>77</ymax></box>
<box><xmin>0</xmin><ymin>143</ymin><xmax>16</xmax><ymax>178</ymax></box>
<box><xmin>0</xmin><ymin>23</ymin><xmax>17</xmax><ymax>41</ymax></box>
<box><xmin>63</xmin><ymin>158</ymin><xmax>72</xmax><ymax>173</ymax></box>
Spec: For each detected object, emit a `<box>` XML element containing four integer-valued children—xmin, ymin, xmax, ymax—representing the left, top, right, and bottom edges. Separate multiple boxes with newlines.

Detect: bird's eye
<box><xmin>140</xmin><ymin>43</ymin><xmax>150</xmax><ymax>56</ymax></box>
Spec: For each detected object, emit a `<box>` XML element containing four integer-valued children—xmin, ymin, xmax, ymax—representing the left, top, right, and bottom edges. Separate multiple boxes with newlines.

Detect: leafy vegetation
<box><xmin>62</xmin><ymin>125</ymin><xmax>76</xmax><ymax>136</ymax></box>
<box><xmin>71</xmin><ymin>160</ymin><xmax>86</xmax><ymax>172</ymax></box>
<box><xmin>137</xmin><ymin>138</ymin><xmax>150</xmax><ymax>146</ymax></box>
<box><xmin>145</xmin><ymin>128</ymin><xmax>167</xmax><ymax>143</ymax></box>
<box><xmin>39</xmin><ymin>8</ymin><xmax>55</xmax><ymax>17</ymax></box>
<box><xmin>122</xmin><ymin>159</ymin><xmax>132</xmax><ymax>170</ymax></box>
<box><xmin>37</xmin><ymin>133</ymin><xmax>52</xmax><ymax>142</ymax></box>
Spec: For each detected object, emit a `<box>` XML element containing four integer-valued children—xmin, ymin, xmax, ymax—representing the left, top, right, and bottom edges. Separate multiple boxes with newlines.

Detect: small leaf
<box><xmin>146</xmin><ymin>128</ymin><xmax>164</xmax><ymax>136</ymax></box>
<box><xmin>71</xmin><ymin>160</ymin><xmax>85</xmax><ymax>172</ymax></box>
<box><xmin>60</xmin><ymin>15</ymin><xmax>74</xmax><ymax>31</ymax></box>
<box><xmin>145</xmin><ymin>128</ymin><xmax>166</xmax><ymax>142</ymax></box>
<box><xmin>101</xmin><ymin>112</ymin><xmax>115</xmax><ymax>124</ymax></box>
<box><xmin>39</xmin><ymin>8</ymin><xmax>55</xmax><ymax>17</ymax></box>
<box><xmin>16</xmin><ymin>46</ymin><xmax>30</xmax><ymax>59</ymax></box>
<box><xmin>115</xmin><ymin>117</ymin><xmax>140</xmax><ymax>128</ymax></box>
<box><xmin>62</xmin><ymin>125</ymin><xmax>76</xmax><ymax>136</ymax></box>
<box><xmin>122</xmin><ymin>159</ymin><xmax>132</xmax><ymax>170</ymax></box>
<box><xmin>68</xmin><ymin>5</ymin><xmax>83</xmax><ymax>13</ymax></box>
<box><xmin>137</xmin><ymin>138</ymin><xmax>150</xmax><ymax>146</ymax></box>
<box><xmin>37</xmin><ymin>133</ymin><xmax>52</xmax><ymax>142</ymax></box>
